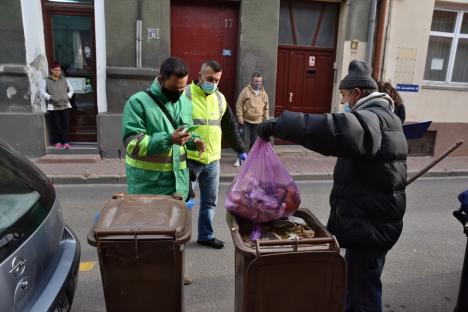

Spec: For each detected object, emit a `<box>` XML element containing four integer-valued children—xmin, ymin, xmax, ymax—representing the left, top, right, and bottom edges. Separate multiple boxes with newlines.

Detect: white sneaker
<box><xmin>233</xmin><ymin>158</ymin><xmax>240</xmax><ymax>167</ymax></box>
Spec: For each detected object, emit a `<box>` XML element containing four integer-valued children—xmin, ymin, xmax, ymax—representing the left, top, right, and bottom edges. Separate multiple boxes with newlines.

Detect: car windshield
<box><xmin>0</xmin><ymin>141</ymin><xmax>55</xmax><ymax>242</ymax></box>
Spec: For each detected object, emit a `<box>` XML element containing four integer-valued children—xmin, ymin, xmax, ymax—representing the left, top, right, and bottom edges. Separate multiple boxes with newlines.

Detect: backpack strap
<box><xmin>144</xmin><ymin>90</ymin><xmax>178</xmax><ymax>130</ymax></box>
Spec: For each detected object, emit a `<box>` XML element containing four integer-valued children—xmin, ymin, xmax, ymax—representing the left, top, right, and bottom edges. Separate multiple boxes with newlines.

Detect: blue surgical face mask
<box><xmin>343</xmin><ymin>103</ymin><xmax>351</xmax><ymax>113</ymax></box>
<box><xmin>343</xmin><ymin>90</ymin><xmax>356</xmax><ymax>113</ymax></box>
<box><xmin>201</xmin><ymin>81</ymin><xmax>218</xmax><ymax>94</ymax></box>
<box><xmin>251</xmin><ymin>82</ymin><xmax>261</xmax><ymax>90</ymax></box>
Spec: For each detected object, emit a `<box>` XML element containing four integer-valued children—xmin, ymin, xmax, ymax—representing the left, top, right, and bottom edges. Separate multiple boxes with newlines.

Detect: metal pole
<box><xmin>406</xmin><ymin>140</ymin><xmax>464</xmax><ymax>186</ymax></box>
<box><xmin>367</xmin><ymin>0</ymin><xmax>378</xmax><ymax>65</ymax></box>
<box><xmin>372</xmin><ymin>0</ymin><xmax>388</xmax><ymax>81</ymax></box>
<box><xmin>136</xmin><ymin>0</ymin><xmax>143</xmax><ymax>68</ymax></box>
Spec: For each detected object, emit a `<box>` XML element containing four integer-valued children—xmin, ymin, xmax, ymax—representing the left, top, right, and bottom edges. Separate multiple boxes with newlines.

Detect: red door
<box><xmin>275</xmin><ymin>1</ymin><xmax>339</xmax><ymax>116</ymax></box>
<box><xmin>276</xmin><ymin>47</ymin><xmax>335</xmax><ymax>114</ymax></box>
<box><xmin>171</xmin><ymin>1</ymin><xmax>239</xmax><ymax>108</ymax></box>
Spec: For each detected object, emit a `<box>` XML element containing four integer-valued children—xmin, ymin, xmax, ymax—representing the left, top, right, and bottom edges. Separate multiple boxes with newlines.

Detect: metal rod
<box><xmin>258</xmin><ymin>237</ymin><xmax>334</xmax><ymax>247</ymax></box>
<box><xmin>406</xmin><ymin>140</ymin><xmax>464</xmax><ymax>186</ymax></box>
<box><xmin>136</xmin><ymin>0</ymin><xmax>143</xmax><ymax>68</ymax></box>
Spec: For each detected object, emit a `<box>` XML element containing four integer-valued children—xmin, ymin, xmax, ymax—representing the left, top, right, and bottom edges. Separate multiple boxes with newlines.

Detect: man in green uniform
<box><xmin>122</xmin><ymin>57</ymin><xmax>204</xmax><ymax>285</ymax></box>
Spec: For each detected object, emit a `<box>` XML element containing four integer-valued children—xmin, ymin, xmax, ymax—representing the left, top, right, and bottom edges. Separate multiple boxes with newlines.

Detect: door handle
<box><xmin>289</xmin><ymin>92</ymin><xmax>293</xmax><ymax>103</ymax></box>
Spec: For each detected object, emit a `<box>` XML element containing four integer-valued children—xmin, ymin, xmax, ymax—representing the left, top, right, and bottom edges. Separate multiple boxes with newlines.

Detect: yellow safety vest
<box><xmin>186</xmin><ymin>82</ymin><xmax>226</xmax><ymax>164</ymax></box>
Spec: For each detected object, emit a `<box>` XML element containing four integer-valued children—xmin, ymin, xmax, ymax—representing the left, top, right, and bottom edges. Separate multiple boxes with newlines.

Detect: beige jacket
<box><xmin>235</xmin><ymin>84</ymin><xmax>269</xmax><ymax>124</ymax></box>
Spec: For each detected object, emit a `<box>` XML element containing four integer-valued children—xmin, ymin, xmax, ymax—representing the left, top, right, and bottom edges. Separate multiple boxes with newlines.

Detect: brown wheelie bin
<box><xmin>226</xmin><ymin>208</ymin><xmax>346</xmax><ymax>312</ymax></box>
<box><xmin>88</xmin><ymin>194</ymin><xmax>191</xmax><ymax>312</ymax></box>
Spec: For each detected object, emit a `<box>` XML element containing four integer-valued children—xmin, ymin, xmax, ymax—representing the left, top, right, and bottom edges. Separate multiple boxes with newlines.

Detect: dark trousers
<box><xmin>345</xmin><ymin>249</ymin><xmax>387</xmax><ymax>312</ymax></box>
<box><xmin>49</xmin><ymin>109</ymin><xmax>70</xmax><ymax>144</ymax></box>
<box><xmin>242</xmin><ymin>122</ymin><xmax>260</xmax><ymax>151</ymax></box>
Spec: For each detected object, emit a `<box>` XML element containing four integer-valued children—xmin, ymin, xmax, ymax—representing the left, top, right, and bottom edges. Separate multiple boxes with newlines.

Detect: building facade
<box><xmin>1</xmin><ymin>0</ymin><xmax>467</xmax><ymax>157</ymax></box>
<box><xmin>378</xmin><ymin>0</ymin><xmax>468</xmax><ymax>156</ymax></box>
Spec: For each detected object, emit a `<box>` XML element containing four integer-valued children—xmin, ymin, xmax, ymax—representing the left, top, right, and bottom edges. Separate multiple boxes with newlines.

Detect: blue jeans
<box><xmin>345</xmin><ymin>249</ymin><xmax>387</xmax><ymax>312</ymax></box>
<box><xmin>188</xmin><ymin>160</ymin><xmax>220</xmax><ymax>241</ymax></box>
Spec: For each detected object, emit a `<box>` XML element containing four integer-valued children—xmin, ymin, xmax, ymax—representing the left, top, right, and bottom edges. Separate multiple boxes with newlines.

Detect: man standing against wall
<box><xmin>40</xmin><ymin>62</ymin><xmax>74</xmax><ymax>150</ymax></box>
<box><xmin>235</xmin><ymin>72</ymin><xmax>269</xmax><ymax>167</ymax></box>
<box><xmin>185</xmin><ymin>60</ymin><xmax>246</xmax><ymax>249</ymax></box>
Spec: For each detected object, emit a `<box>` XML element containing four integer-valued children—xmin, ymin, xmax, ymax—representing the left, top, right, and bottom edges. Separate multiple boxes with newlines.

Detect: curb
<box><xmin>48</xmin><ymin>169</ymin><xmax>468</xmax><ymax>185</ymax></box>
<box><xmin>48</xmin><ymin>175</ymin><xmax>127</xmax><ymax>185</ymax></box>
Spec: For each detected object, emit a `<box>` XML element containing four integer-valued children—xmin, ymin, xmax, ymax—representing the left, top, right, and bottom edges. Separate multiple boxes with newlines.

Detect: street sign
<box><xmin>396</xmin><ymin>84</ymin><xmax>419</xmax><ymax>92</ymax></box>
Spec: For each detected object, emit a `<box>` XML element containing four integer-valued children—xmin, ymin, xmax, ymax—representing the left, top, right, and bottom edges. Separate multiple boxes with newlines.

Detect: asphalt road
<box><xmin>61</xmin><ymin>177</ymin><xmax>468</xmax><ymax>312</ymax></box>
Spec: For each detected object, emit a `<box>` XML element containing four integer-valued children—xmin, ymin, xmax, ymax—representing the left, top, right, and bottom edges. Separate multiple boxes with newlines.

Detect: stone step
<box><xmin>46</xmin><ymin>143</ymin><xmax>99</xmax><ymax>155</ymax></box>
<box><xmin>38</xmin><ymin>153</ymin><xmax>101</xmax><ymax>164</ymax></box>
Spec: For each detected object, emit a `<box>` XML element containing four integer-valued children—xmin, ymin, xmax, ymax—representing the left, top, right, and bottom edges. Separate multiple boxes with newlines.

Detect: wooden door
<box><xmin>42</xmin><ymin>0</ymin><xmax>97</xmax><ymax>142</ymax></box>
<box><xmin>171</xmin><ymin>0</ymin><xmax>239</xmax><ymax>109</ymax></box>
<box><xmin>275</xmin><ymin>1</ymin><xmax>339</xmax><ymax>116</ymax></box>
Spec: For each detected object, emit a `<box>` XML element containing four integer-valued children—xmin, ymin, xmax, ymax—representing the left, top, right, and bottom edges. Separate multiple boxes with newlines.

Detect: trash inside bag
<box><xmin>225</xmin><ymin>138</ymin><xmax>301</xmax><ymax>222</ymax></box>
<box><xmin>242</xmin><ymin>220</ymin><xmax>315</xmax><ymax>248</ymax></box>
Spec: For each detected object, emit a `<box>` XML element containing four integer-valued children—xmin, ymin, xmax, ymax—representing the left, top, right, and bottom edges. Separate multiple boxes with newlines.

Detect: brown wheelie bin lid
<box><xmin>93</xmin><ymin>194</ymin><xmax>190</xmax><ymax>244</ymax></box>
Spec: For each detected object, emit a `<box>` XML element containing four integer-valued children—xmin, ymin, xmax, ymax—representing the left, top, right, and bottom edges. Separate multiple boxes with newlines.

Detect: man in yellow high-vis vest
<box><xmin>186</xmin><ymin>60</ymin><xmax>246</xmax><ymax>249</ymax></box>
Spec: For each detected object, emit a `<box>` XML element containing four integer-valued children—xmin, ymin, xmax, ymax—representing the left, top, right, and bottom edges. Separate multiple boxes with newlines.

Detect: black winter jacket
<box><xmin>221</xmin><ymin>105</ymin><xmax>246</xmax><ymax>154</ymax></box>
<box><xmin>274</xmin><ymin>93</ymin><xmax>408</xmax><ymax>251</ymax></box>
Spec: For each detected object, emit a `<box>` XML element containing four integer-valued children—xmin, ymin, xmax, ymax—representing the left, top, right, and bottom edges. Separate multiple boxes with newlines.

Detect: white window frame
<box><xmin>423</xmin><ymin>8</ymin><xmax>468</xmax><ymax>86</ymax></box>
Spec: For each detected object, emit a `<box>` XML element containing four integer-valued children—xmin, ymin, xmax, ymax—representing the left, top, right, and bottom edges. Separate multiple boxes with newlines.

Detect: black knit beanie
<box><xmin>339</xmin><ymin>60</ymin><xmax>378</xmax><ymax>90</ymax></box>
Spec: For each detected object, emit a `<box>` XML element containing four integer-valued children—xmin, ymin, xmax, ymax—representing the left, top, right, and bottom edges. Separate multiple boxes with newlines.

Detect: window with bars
<box><xmin>424</xmin><ymin>8</ymin><xmax>468</xmax><ymax>83</ymax></box>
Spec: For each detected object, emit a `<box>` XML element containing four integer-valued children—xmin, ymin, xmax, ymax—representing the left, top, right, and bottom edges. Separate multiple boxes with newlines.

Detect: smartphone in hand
<box><xmin>182</xmin><ymin>125</ymin><xmax>200</xmax><ymax>133</ymax></box>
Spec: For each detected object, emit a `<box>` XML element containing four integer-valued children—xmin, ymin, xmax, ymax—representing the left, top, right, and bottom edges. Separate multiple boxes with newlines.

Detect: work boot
<box><xmin>197</xmin><ymin>238</ymin><xmax>224</xmax><ymax>249</ymax></box>
<box><xmin>184</xmin><ymin>274</ymin><xmax>193</xmax><ymax>285</ymax></box>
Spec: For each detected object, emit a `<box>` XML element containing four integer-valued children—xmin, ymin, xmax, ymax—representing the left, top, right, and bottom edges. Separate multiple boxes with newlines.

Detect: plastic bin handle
<box><xmin>94</xmin><ymin>229</ymin><xmax>177</xmax><ymax>237</ymax></box>
<box><xmin>255</xmin><ymin>237</ymin><xmax>336</xmax><ymax>255</ymax></box>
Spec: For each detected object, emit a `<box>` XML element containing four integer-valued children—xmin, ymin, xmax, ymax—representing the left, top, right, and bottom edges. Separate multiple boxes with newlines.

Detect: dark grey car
<box><xmin>0</xmin><ymin>140</ymin><xmax>80</xmax><ymax>312</ymax></box>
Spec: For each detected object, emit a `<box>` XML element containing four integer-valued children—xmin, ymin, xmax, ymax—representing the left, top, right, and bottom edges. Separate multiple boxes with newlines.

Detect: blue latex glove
<box><xmin>459</xmin><ymin>190</ymin><xmax>468</xmax><ymax>213</ymax></box>
<box><xmin>238</xmin><ymin>152</ymin><xmax>248</xmax><ymax>165</ymax></box>
<box><xmin>186</xmin><ymin>199</ymin><xmax>199</xmax><ymax>210</ymax></box>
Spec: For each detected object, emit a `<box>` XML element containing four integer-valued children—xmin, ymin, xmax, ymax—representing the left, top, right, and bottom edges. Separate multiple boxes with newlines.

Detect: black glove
<box><xmin>186</xmin><ymin>169</ymin><xmax>197</xmax><ymax>202</ymax></box>
<box><xmin>257</xmin><ymin>120</ymin><xmax>275</xmax><ymax>140</ymax></box>
<box><xmin>186</xmin><ymin>182</ymin><xmax>195</xmax><ymax>202</ymax></box>
<box><xmin>189</xmin><ymin>169</ymin><xmax>197</xmax><ymax>182</ymax></box>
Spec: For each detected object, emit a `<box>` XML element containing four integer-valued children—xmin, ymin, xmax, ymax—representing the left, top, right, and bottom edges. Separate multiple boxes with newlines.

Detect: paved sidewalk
<box><xmin>32</xmin><ymin>145</ymin><xmax>468</xmax><ymax>184</ymax></box>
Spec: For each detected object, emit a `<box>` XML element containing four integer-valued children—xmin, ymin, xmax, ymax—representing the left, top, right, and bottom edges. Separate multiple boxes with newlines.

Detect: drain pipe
<box><xmin>380</xmin><ymin>0</ymin><xmax>393</xmax><ymax>80</ymax></box>
<box><xmin>373</xmin><ymin>0</ymin><xmax>389</xmax><ymax>81</ymax></box>
<box><xmin>367</xmin><ymin>0</ymin><xmax>378</xmax><ymax>65</ymax></box>
<box><xmin>136</xmin><ymin>0</ymin><xmax>143</xmax><ymax>68</ymax></box>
